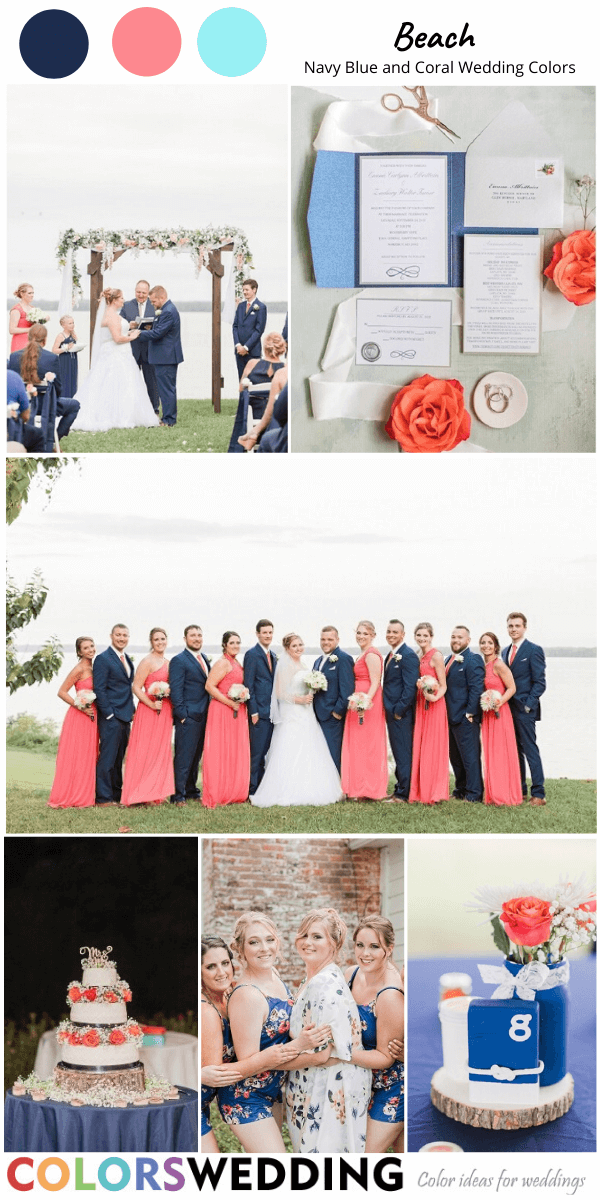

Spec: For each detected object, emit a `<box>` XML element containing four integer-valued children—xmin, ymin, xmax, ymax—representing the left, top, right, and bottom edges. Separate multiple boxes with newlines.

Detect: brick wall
<box><xmin>202</xmin><ymin>838</ymin><xmax>381</xmax><ymax>987</ymax></box>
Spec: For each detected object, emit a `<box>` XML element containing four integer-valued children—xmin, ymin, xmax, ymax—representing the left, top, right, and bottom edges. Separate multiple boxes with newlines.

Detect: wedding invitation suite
<box><xmin>358</xmin><ymin>155</ymin><xmax>449</xmax><ymax>287</ymax></box>
<box><xmin>463</xmin><ymin>234</ymin><xmax>543</xmax><ymax>355</ymax></box>
<box><xmin>464</xmin><ymin>100</ymin><xmax>564</xmax><ymax>228</ymax></box>
<box><xmin>355</xmin><ymin>298</ymin><xmax>452</xmax><ymax>367</ymax></box>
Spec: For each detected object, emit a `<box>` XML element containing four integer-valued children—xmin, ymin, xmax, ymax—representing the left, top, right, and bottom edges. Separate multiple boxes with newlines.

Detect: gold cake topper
<box><xmin>80</xmin><ymin>946</ymin><xmax>114</xmax><ymax>968</ymax></box>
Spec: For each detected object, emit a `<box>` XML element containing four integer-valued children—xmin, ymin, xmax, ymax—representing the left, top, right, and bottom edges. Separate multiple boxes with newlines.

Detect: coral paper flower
<box><xmin>544</xmin><ymin>230</ymin><xmax>595</xmax><ymax>306</ymax></box>
<box><xmin>500</xmin><ymin>896</ymin><xmax>553</xmax><ymax>947</ymax></box>
<box><xmin>385</xmin><ymin>375</ymin><xmax>470</xmax><ymax>453</ymax></box>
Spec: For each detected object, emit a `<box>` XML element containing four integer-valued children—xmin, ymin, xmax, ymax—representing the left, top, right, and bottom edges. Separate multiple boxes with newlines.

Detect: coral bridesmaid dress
<box><xmin>202</xmin><ymin>657</ymin><xmax>250</xmax><ymax>808</ymax></box>
<box><xmin>10</xmin><ymin>305</ymin><xmax>31</xmax><ymax>353</ymax></box>
<box><xmin>121</xmin><ymin>663</ymin><xmax>174</xmax><ymax>806</ymax></box>
<box><xmin>408</xmin><ymin>648</ymin><xmax>449</xmax><ymax>805</ymax></box>
<box><xmin>482</xmin><ymin>660</ymin><xmax>523</xmax><ymax>806</ymax></box>
<box><xmin>341</xmin><ymin>648</ymin><xmax>388</xmax><ymax>799</ymax></box>
<box><xmin>48</xmin><ymin>677</ymin><xmax>98</xmax><ymax>808</ymax></box>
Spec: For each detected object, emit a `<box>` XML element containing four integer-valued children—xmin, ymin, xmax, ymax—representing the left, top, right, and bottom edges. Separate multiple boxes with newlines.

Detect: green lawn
<box><xmin>64</xmin><ymin>399</ymin><xmax>238</xmax><ymax>454</ymax></box>
<box><xmin>6</xmin><ymin>749</ymin><xmax>596</xmax><ymax>835</ymax></box>
<box><xmin>208</xmin><ymin>1102</ymin><xmax>293</xmax><ymax>1153</ymax></box>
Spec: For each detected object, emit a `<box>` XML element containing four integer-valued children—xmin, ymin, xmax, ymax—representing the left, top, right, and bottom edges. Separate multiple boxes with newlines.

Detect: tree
<box><xmin>6</xmin><ymin>458</ymin><xmax>76</xmax><ymax>526</ymax></box>
<box><xmin>6</xmin><ymin>571</ymin><xmax>63</xmax><ymax>694</ymax></box>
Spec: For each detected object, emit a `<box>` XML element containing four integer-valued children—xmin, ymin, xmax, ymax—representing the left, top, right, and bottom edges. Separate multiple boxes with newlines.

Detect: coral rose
<box><xmin>83</xmin><ymin>988</ymin><xmax>97</xmax><ymax>1001</ymax></box>
<box><xmin>123</xmin><ymin>990</ymin><xmax>132</xmax><ymax>1002</ymax></box>
<box><xmin>69</xmin><ymin>1032</ymin><xmax>83</xmax><ymax>1045</ymax></box>
<box><xmin>68</xmin><ymin>987</ymin><xmax>82</xmax><ymax>1002</ymax></box>
<box><xmin>128</xmin><ymin>1024</ymin><xmax>142</xmax><ymax>1038</ymax></box>
<box><xmin>108</xmin><ymin>1029</ymin><xmax>126</xmax><ymax>1045</ymax></box>
<box><xmin>104</xmin><ymin>991</ymin><xmax>118</xmax><ymax>1003</ymax></box>
<box><xmin>385</xmin><ymin>374</ymin><xmax>470</xmax><ymax>453</ymax></box>
<box><xmin>544</xmin><ymin>229</ymin><xmax>595</xmax><ymax>306</ymax></box>
<box><xmin>500</xmin><ymin>896</ymin><xmax>553</xmax><ymax>947</ymax></box>
<box><xmin>82</xmin><ymin>1030</ymin><xmax>100</xmax><ymax>1047</ymax></box>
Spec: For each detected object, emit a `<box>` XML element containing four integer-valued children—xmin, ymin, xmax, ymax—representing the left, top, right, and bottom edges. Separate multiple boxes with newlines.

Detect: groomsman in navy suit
<box><xmin>382</xmin><ymin>620</ymin><xmax>420</xmax><ymax>801</ymax></box>
<box><xmin>136</xmin><ymin>286</ymin><xmax>183</xmax><ymax>426</ymax></box>
<box><xmin>169</xmin><ymin>625</ymin><xmax>211</xmax><ymax>806</ymax></box>
<box><xmin>121</xmin><ymin>279</ymin><xmax>160</xmax><ymax>413</ymax></box>
<box><xmin>93</xmin><ymin>624</ymin><xmax>135</xmax><ymax>805</ymax></box>
<box><xmin>232</xmin><ymin>280</ymin><xmax>267</xmax><ymax>378</ymax></box>
<box><xmin>244</xmin><ymin>619</ymin><xmax>277</xmax><ymax>797</ymax></box>
<box><xmin>312</xmin><ymin>625</ymin><xmax>354</xmax><ymax>773</ymax></box>
<box><xmin>444</xmin><ymin>626</ymin><xmax>485</xmax><ymax>803</ymax></box>
<box><xmin>502</xmin><ymin>612</ymin><xmax>546</xmax><ymax>805</ymax></box>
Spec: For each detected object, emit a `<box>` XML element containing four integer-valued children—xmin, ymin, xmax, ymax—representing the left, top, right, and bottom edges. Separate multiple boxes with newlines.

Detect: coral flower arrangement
<box><xmin>467</xmin><ymin>875</ymin><xmax>596</xmax><ymax>965</ymax></box>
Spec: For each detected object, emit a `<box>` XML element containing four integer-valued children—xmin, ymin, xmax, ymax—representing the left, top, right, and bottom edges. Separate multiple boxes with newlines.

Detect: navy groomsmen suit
<box><xmin>444</xmin><ymin>648</ymin><xmax>485</xmax><ymax>802</ymax></box>
<box><xmin>137</xmin><ymin>299</ymin><xmax>183</xmax><ymax>426</ymax></box>
<box><xmin>93</xmin><ymin>647</ymin><xmax>135</xmax><ymax>804</ymax></box>
<box><xmin>169</xmin><ymin>648</ymin><xmax>211</xmax><ymax>803</ymax></box>
<box><xmin>120</xmin><ymin>297</ymin><xmax>160</xmax><ymax>412</ymax></box>
<box><xmin>8</xmin><ymin>348</ymin><xmax>80</xmax><ymax>441</ymax></box>
<box><xmin>312</xmin><ymin>648</ymin><xmax>354</xmax><ymax>773</ymax></box>
<box><xmin>501</xmin><ymin>638</ymin><xmax>546</xmax><ymax>799</ymax></box>
<box><xmin>233</xmin><ymin>297</ymin><xmax>267</xmax><ymax>378</ymax></box>
<box><xmin>382</xmin><ymin>643</ymin><xmax>420</xmax><ymax>799</ymax></box>
<box><xmin>244</xmin><ymin>643</ymin><xmax>277</xmax><ymax>795</ymax></box>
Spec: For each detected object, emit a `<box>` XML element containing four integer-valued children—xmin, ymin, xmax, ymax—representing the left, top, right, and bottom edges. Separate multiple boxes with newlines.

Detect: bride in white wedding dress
<box><xmin>73</xmin><ymin>288</ymin><xmax>159</xmax><ymax>431</ymax></box>
<box><xmin>251</xmin><ymin>634</ymin><xmax>344</xmax><ymax>808</ymax></box>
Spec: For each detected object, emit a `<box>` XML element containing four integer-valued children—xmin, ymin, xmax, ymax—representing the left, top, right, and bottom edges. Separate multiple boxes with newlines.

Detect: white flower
<box><xmin>454</xmin><ymin>653</ymin><xmax>464</xmax><ymax>663</ymax></box>
<box><xmin>329</xmin><ymin>654</ymin><xmax>338</xmax><ymax>663</ymax></box>
<box><xmin>43</xmin><ymin>372</ymin><xmax>56</xmax><ymax>382</ymax></box>
<box><xmin>393</xmin><ymin>653</ymin><xmax>402</xmax><ymax>661</ymax></box>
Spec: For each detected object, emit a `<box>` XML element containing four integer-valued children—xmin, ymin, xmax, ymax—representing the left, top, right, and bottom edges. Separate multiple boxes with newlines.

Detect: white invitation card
<box><xmin>355</xmin><ymin>298</ymin><xmax>452</xmax><ymax>366</ymax></box>
<box><xmin>464</xmin><ymin>100</ymin><xmax>564</xmax><ymax>228</ymax></box>
<box><xmin>358</xmin><ymin>155</ymin><xmax>448</xmax><ymax>286</ymax></box>
<box><xmin>463</xmin><ymin>234</ymin><xmax>543</xmax><ymax>355</ymax></box>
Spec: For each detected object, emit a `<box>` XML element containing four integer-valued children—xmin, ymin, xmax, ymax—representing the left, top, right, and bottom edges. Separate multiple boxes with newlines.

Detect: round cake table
<box><xmin>34</xmin><ymin>1030</ymin><xmax>198</xmax><ymax>1090</ymax></box>
<box><xmin>4</xmin><ymin>1087</ymin><xmax>198</xmax><ymax>1152</ymax></box>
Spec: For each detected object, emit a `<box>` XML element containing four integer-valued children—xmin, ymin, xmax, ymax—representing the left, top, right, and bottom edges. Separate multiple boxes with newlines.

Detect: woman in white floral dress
<box><xmin>286</xmin><ymin>908</ymin><xmax>370</xmax><ymax>1153</ymax></box>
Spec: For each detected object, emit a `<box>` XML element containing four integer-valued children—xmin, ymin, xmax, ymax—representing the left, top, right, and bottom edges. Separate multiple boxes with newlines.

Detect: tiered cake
<box><xmin>55</xmin><ymin>947</ymin><xmax>145</xmax><ymax>1095</ymax></box>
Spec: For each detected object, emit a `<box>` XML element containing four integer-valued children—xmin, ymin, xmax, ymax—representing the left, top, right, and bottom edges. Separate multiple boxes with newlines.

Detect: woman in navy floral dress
<box><xmin>201</xmin><ymin>936</ymin><xmax>239</xmax><ymax>1152</ymax></box>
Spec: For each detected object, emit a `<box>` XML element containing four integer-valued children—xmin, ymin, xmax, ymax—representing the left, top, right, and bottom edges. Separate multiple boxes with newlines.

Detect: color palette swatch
<box><xmin>197</xmin><ymin>8</ymin><xmax>267</xmax><ymax>77</ymax></box>
<box><xmin>112</xmin><ymin>7</ymin><xmax>182</xmax><ymax>77</ymax></box>
<box><xmin>19</xmin><ymin>9</ymin><xmax>89</xmax><ymax>79</ymax></box>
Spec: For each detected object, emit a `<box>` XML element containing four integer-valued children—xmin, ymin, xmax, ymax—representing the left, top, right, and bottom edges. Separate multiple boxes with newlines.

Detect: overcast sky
<box><xmin>7</xmin><ymin>455</ymin><xmax>595</xmax><ymax>650</ymax></box>
<box><xmin>7</xmin><ymin>85</ymin><xmax>287</xmax><ymax>303</ymax></box>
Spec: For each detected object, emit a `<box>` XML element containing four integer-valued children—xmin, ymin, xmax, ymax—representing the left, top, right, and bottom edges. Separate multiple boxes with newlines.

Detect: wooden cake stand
<box><xmin>431</xmin><ymin>1068</ymin><xmax>574</xmax><ymax>1130</ymax></box>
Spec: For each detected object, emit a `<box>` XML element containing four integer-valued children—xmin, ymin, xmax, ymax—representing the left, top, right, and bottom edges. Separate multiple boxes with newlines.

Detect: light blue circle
<box><xmin>197</xmin><ymin>8</ymin><xmax>266</xmax><ymax>77</ymax></box>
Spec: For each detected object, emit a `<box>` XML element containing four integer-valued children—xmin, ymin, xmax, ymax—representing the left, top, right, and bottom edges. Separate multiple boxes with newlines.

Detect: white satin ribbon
<box><xmin>477</xmin><ymin>959</ymin><xmax>570</xmax><ymax>1002</ymax></box>
<box><xmin>313</xmin><ymin>96</ymin><xmax>439</xmax><ymax>153</ymax></box>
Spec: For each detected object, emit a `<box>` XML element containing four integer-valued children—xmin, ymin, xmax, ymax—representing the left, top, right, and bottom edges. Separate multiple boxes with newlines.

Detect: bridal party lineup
<box><xmin>47</xmin><ymin>611</ymin><xmax>547</xmax><ymax>812</ymax></box>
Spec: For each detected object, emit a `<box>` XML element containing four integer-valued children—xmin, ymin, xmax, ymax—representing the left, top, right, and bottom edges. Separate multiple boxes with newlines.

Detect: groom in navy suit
<box><xmin>136</xmin><ymin>286</ymin><xmax>183</xmax><ymax>426</ymax></box>
<box><xmin>312</xmin><ymin>625</ymin><xmax>354</xmax><ymax>773</ymax></box>
<box><xmin>93</xmin><ymin>624</ymin><xmax>135</xmax><ymax>805</ymax></box>
<box><xmin>169</xmin><ymin>624</ymin><xmax>211</xmax><ymax>806</ymax></box>
<box><xmin>121</xmin><ymin>279</ymin><xmax>160</xmax><ymax>413</ymax></box>
<box><xmin>502</xmin><ymin>612</ymin><xmax>546</xmax><ymax>805</ymax></box>
<box><xmin>244</xmin><ymin>619</ymin><xmax>277</xmax><ymax>796</ymax></box>
<box><xmin>233</xmin><ymin>280</ymin><xmax>267</xmax><ymax>379</ymax></box>
<box><xmin>444</xmin><ymin>626</ymin><xmax>485</xmax><ymax>803</ymax></box>
<box><xmin>382</xmin><ymin>620</ymin><xmax>420</xmax><ymax>801</ymax></box>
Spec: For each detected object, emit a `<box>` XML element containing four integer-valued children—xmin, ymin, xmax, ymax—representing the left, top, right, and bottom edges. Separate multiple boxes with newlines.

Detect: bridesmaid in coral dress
<box><xmin>342</xmin><ymin>621</ymin><xmax>388</xmax><ymax>801</ymax></box>
<box><xmin>9</xmin><ymin>283</ymin><xmax>35</xmax><ymax>352</ymax></box>
<box><xmin>409</xmin><ymin>623</ymin><xmax>449</xmax><ymax>805</ymax></box>
<box><xmin>121</xmin><ymin>627</ymin><xmax>174</xmax><ymax>806</ymax></box>
<box><xmin>48</xmin><ymin>636</ymin><xmax>98</xmax><ymax>808</ymax></box>
<box><xmin>202</xmin><ymin>631</ymin><xmax>250</xmax><ymax>808</ymax></box>
<box><xmin>479</xmin><ymin>632</ymin><xmax>522</xmax><ymax>807</ymax></box>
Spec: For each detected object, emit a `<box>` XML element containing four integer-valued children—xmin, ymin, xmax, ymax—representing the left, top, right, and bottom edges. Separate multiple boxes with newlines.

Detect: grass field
<box><xmin>65</xmin><ymin>399</ymin><xmax>238</xmax><ymax>454</ymax></box>
<box><xmin>7</xmin><ymin>749</ymin><xmax>596</xmax><ymax>835</ymax></box>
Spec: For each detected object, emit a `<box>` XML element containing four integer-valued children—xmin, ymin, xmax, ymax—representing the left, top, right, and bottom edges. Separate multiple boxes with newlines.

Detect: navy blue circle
<box><xmin>19</xmin><ymin>9</ymin><xmax>89</xmax><ymax>79</ymax></box>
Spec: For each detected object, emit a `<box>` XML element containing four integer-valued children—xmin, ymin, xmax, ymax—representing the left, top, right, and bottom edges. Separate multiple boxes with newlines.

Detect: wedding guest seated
<box><xmin>8</xmin><ymin>324</ymin><xmax>80</xmax><ymax>447</ymax></box>
<box><xmin>238</xmin><ymin>369</ymin><xmax>288</xmax><ymax>454</ymax></box>
<box><xmin>227</xmin><ymin>333</ymin><xmax>286</xmax><ymax>454</ymax></box>
<box><xmin>6</xmin><ymin>369</ymin><xmax>44</xmax><ymax>452</ymax></box>
<box><xmin>9</xmin><ymin>283</ymin><xmax>36</xmax><ymax>353</ymax></box>
<box><xmin>52</xmin><ymin>315</ymin><xmax>80</xmax><ymax>398</ymax></box>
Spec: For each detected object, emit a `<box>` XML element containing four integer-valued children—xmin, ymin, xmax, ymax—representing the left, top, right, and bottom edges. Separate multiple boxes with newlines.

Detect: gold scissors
<box><xmin>381</xmin><ymin>86</ymin><xmax>460</xmax><ymax>142</ymax></box>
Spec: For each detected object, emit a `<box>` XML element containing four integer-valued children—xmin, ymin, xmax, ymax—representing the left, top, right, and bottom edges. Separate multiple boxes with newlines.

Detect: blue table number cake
<box><xmin>468</xmin><ymin>998</ymin><xmax>543</xmax><ymax>1106</ymax></box>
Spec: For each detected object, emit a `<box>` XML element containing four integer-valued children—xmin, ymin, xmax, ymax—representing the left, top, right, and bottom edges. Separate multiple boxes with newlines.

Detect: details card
<box><xmin>462</xmin><ymin>234</ymin><xmax>543</xmax><ymax>355</ymax></box>
<box><xmin>355</xmin><ymin>298</ymin><xmax>452</xmax><ymax>366</ymax></box>
<box><xmin>358</xmin><ymin>155</ymin><xmax>448</xmax><ymax>287</ymax></box>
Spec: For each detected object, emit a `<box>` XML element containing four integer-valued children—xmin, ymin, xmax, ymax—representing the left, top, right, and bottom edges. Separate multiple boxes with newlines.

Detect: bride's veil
<box><xmin>90</xmin><ymin>298</ymin><xmax>106</xmax><ymax>368</ymax></box>
<box><xmin>270</xmin><ymin>651</ymin><xmax>305</xmax><ymax>724</ymax></box>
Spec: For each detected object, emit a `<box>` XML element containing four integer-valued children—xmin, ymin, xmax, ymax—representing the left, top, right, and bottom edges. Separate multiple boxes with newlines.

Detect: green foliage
<box><xmin>4</xmin><ymin>1014</ymin><xmax>56</xmax><ymax>1093</ymax></box>
<box><xmin>491</xmin><ymin>914</ymin><xmax>511</xmax><ymax>956</ymax></box>
<box><xmin>209</xmin><ymin>1101</ymin><xmax>293</xmax><ymax>1153</ymax></box>
<box><xmin>6</xmin><ymin>570</ymin><xmax>63</xmax><ymax>694</ymax></box>
<box><xmin>6</xmin><ymin>458</ymin><xmax>75</xmax><ymax>526</ymax></box>
<box><xmin>6</xmin><ymin>713</ymin><xmax>59</xmax><ymax>755</ymax></box>
<box><xmin>66</xmin><ymin>399</ymin><xmax>239</xmax><ymax>454</ymax></box>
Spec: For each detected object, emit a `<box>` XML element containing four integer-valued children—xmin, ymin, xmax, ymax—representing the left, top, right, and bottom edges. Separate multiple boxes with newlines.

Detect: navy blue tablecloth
<box><xmin>407</xmin><ymin>956</ymin><xmax>595</xmax><ymax>1153</ymax></box>
<box><xmin>5</xmin><ymin>1087</ymin><xmax>198</xmax><ymax>1152</ymax></box>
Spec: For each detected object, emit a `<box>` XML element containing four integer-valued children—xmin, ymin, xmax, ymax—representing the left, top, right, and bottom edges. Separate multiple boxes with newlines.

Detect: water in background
<box><xmin>6</xmin><ymin>656</ymin><xmax>596</xmax><ymax>779</ymax></box>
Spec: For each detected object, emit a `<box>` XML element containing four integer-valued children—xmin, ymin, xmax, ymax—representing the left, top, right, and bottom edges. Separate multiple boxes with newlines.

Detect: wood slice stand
<box><xmin>431</xmin><ymin>1067</ymin><xmax>574</xmax><ymax>1130</ymax></box>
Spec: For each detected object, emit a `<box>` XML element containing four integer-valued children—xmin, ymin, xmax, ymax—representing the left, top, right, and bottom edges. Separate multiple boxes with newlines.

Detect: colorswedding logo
<box><xmin>6</xmin><ymin>1155</ymin><xmax>404</xmax><ymax>1193</ymax></box>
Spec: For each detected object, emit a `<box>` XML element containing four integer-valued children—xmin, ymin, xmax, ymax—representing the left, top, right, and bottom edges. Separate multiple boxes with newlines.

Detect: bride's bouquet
<box><xmin>228</xmin><ymin>684</ymin><xmax>250</xmax><ymax>719</ymax></box>
<box><xmin>26</xmin><ymin>308</ymin><xmax>50</xmax><ymax>326</ymax></box>
<box><xmin>417</xmin><ymin>676</ymin><xmax>438</xmax><ymax>711</ymax></box>
<box><xmin>74</xmin><ymin>690</ymin><xmax>96</xmax><ymax>721</ymax></box>
<box><xmin>148</xmin><ymin>681</ymin><xmax>170</xmax><ymax>712</ymax></box>
<box><xmin>303</xmin><ymin>670</ymin><xmax>328</xmax><ymax>693</ymax></box>
<box><xmin>480</xmin><ymin>688</ymin><xmax>502</xmax><ymax>719</ymax></box>
<box><xmin>348</xmin><ymin>692</ymin><xmax>371</xmax><ymax>725</ymax></box>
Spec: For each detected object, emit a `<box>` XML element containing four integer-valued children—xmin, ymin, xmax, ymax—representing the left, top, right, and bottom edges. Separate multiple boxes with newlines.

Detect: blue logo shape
<box><xmin>198</xmin><ymin>8</ymin><xmax>267</xmax><ymax>77</ymax></box>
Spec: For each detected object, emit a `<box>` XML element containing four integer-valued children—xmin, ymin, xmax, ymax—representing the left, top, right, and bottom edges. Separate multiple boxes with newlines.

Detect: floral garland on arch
<box><xmin>56</xmin><ymin>226</ymin><xmax>253</xmax><ymax>303</ymax></box>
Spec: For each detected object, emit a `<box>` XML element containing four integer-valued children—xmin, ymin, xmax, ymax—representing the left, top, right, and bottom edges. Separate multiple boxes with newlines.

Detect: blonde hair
<box><xmin>295</xmin><ymin>908</ymin><xmax>347</xmax><ymax>954</ymax></box>
<box><xmin>14</xmin><ymin>283</ymin><xmax>33</xmax><ymax>299</ymax></box>
<box><xmin>149</xmin><ymin>627</ymin><xmax>167</xmax><ymax>646</ymax></box>
<box><xmin>353</xmin><ymin>914</ymin><xmax>395</xmax><ymax>951</ymax></box>
<box><xmin>263</xmin><ymin>332</ymin><xmax>286</xmax><ymax>358</ymax></box>
<box><xmin>102</xmin><ymin>287</ymin><xmax>122</xmax><ymax>304</ymax></box>
<box><xmin>59</xmin><ymin>315</ymin><xmax>74</xmax><ymax>328</ymax></box>
<box><xmin>231</xmin><ymin>911</ymin><xmax>280</xmax><ymax>960</ymax></box>
<box><xmin>357</xmin><ymin>620</ymin><xmax>376</xmax><ymax>637</ymax></box>
<box><xmin>282</xmin><ymin>633</ymin><xmax>302</xmax><ymax>651</ymax></box>
<box><xmin>414</xmin><ymin>622</ymin><xmax>433</xmax><ymax>637</ymax></box>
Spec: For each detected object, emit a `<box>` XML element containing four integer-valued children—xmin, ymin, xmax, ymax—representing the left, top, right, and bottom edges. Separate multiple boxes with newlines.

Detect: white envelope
<box><xmin>464</xmin><ymin>100</ymin><xmax>564</xmax><ymax>229</ymax></box>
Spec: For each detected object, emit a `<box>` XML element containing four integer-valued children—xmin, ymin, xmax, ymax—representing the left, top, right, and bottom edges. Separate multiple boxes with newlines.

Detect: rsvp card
<box><xmin>355</xmin><ymin>298</ymin><xmax>452</xmax><ymax>367</ymax></box>
<box><xmin>463</xmin><ymin>234</ymin><xmax>542</xmax><ymax>355</ymax></box>
<box><xmin>358</xmin><ymin>155</ymin><xmax>448</xmax><ymax>287</ymax></box>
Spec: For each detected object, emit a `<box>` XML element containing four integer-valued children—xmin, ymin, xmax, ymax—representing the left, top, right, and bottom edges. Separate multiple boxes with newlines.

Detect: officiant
<box><xmin>121</xmin><ymin>280</ymin><xmax>160</xmax><ymax>414</ymax></box>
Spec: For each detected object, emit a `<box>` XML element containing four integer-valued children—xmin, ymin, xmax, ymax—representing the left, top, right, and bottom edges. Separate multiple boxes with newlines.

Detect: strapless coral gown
<box><xmin>10</xmin><ymin>305</ymin><xmax>31</xmax><ymax>353</ymax></box>
<box><xmin>409</xmin><ymin>648</ymin><xmax>449</xmax><ymax>805</ymax></box>
<box><xmin>121</xmin><ymin>663</ymin><xmax>173</xmax><ymax>806</ymax></box>
<box><xmin>341</xmin><ymin>648</ymin><xmax>388</xmax><ymax>799</ymax></box>
<box><xmin>48</xmin><ymin>677</ymin><xmax>98</xmax><ymax>808</ymax></box>
<box><xmin>202</xmin><ymin>657</ymin><xmax>250</xmax><ymax>807</ymax></box>
<box><xmin>482</xmin><ymin>660</ymin><xmax>523</xmax><ymax>806</ymax></box>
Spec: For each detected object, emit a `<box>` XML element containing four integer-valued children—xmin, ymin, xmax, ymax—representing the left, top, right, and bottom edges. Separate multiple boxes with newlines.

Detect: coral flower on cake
<box><xmin>544</xmin><ymin>229</ymin><xmax>596</xmax><ymax>306</ymax></box>
<box><xmin>83</xmin><ymin>988</ymin><xmax>97</xmax><ymax>1001</ymax></box>
<box><xmin>108</xmin><ymin>1029</ymin><xmax>127</xmax><ymax>1045</ymax></box>
<box><xmin>123</xmin><ymin>990</ymin><xmax>132</xmax><ymax>1002</ymax></box>
<box><xmin>104</xmin><ymin>991</ymin><xmax>118</xmax><ymax>1003</ymax></box>
<box><xmin>499</xmin><ymin>896</ymin><xmax>553</xmax><ymax>947</ymax></box>
<box><xmin>82</xmin><ymin>1030</ymin><xmax>100</xmax><ymax>1047</ymax></box>
<box><xmin>68</xmin><ymin>987</ymin><xmax>82</xmax><ymax>1002</ymax></box>
<box><xmin>128</xmin><ymin>1024</ymin><xmax>141</xmax><ymax>1037</ymax></box>
<box><xmin>385</xmin><ymin>375</ymin><xmax>470</xmax><ymax>453</ymax></box>
<box><xmin>69</xmin><ymin>1032</ymin><xmax>83</xmax><ymax>1045</ymax></box>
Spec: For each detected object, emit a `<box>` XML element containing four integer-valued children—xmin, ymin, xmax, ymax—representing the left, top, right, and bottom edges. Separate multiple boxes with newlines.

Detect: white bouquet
<box><xmin>228</xmin><ymin>683</ymin><xmax>250</xmax><ymax>719</ymax></box>
<box><xmin>26</xmin><ymin>308</ymin><xmax>50</xmax><ymax>325</ymax></box>
<box><xmin>148</xmin><ymin>681</ymin><xmax>170</xmax><ymax>711</ymax></box>
<box><xmin>74</xmin><ymin>690</ymin><xmax>96</xmax><ymax>721</ymax></box>
<box><xmin>480</xmin><ymin>688</ymin><xmax>502</xmax><ymax>719</ymax></box>
<box><xmin>303</xmin><ymin>670</ymin><xmax>328</xmax><ymax>693</ymax></box>
<box><xmin>348</xmin><ymin>691</ymin><xmax>371</xmax><ymax>725</ymax></box>
<box><xmin>417</xmin><ymin>676</ymin><xmax>438</xmax><ymax>711</ymax></box>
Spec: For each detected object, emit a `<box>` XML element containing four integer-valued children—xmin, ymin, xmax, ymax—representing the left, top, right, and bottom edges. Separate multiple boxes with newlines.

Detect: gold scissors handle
<box><xmin>380</xmin><ymin>88</ymin><xmax>460</xmax><ymax>141</ymax></box>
